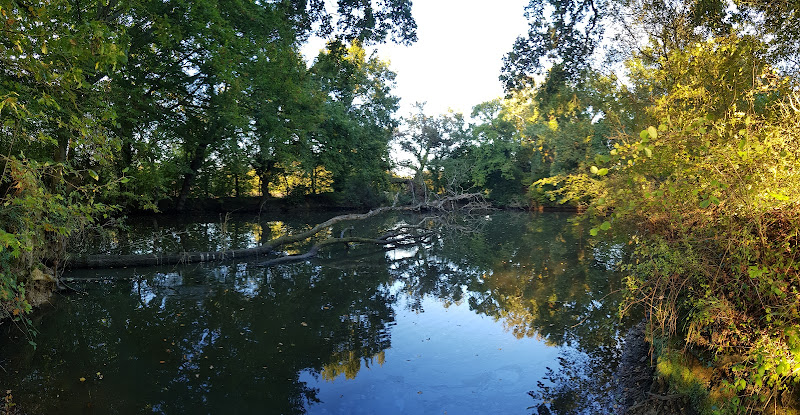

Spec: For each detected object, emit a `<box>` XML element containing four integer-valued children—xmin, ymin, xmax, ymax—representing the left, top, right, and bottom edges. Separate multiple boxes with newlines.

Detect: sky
<box><xmin>303</xmin><ymin>0</ymin><xmax>531</xmax><ymax>118</ymax></box>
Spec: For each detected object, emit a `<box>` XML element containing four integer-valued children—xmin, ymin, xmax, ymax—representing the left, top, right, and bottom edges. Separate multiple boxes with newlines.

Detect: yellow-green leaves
<box><xmin>590</xmin><ymin>165</ymin><xmax>609</xmax><ymax>176</ymax></box>
<box><xmin>647</xmin><ymin>126</ymin><xmax>658</xmax><ymax>139</ymax></box>
<box><xmin>589</xmin><ymin>221</ymin><xmax>611</xmax><ymax>237</ymax></box>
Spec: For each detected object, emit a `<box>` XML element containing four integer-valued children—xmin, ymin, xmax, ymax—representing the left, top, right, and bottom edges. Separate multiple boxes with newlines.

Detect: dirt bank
<box><xmin>617</xmin><ymin>321</ymin><xmax>695</xmax><ymax>415</ymax></box>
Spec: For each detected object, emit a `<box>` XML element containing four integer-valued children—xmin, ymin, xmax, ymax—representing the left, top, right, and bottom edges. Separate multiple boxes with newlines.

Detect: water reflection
<box><xmin>0</xmin><ymin>212</ymin><xmax>635</xmax><ymax>414</ymax></box>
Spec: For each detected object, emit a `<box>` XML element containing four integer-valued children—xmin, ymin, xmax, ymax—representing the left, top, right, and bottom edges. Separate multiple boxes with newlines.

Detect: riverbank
<box><xmin>617</xmin><ymin>322</ymin><xmax>696</xmax><ymax>415</ymax></box>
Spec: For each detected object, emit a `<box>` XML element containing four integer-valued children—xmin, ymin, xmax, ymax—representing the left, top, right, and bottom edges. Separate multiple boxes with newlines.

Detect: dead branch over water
<box><xmin>66</xmin><ymin>193</ymin><xmax>489</xmax><ymax>269</ymax></box>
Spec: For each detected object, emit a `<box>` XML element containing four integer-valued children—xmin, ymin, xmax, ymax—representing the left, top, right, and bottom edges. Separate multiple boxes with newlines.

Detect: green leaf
<box><xmin>88</xmin><ymin>169</ymin><xmax>99</xmax><ymax>181</ymax></box>
<box><xmin>589</xmin><ymin>228</ymin><xmax>599</xmax><ymax>237</ymax></box>
<box><xmin>699</xmin><ymin>199</ymin><xmax>711</xmax><ymax>209</ymax></box>
<box><xmin>600</xmin><ymin>221</ymin><xmax>611</xmax><ymax>231</ymax></box>
<box><xmin>119</xmin><ymin>177</ymin><xmax>130</xmax><ymax>184</ymax></box>
<box><xmin>639</xmin><ymin>129</ymin><xmax>649</xmax><ymax>140</ymax></box>
<box><xmin>597</xmin><ymin>168</ymin><xmax>609</xmax><ymax>176</ymax></box>
<box><xmin>647</xmin><ymin>126</ymin><xmax>658</xmax><ymax>139</ymax></box>
<box><xmin>590</xmin><ymin>166</ymin><xmax>599</xmax><ymax>174</ymax></box>
<box><xmin>777</xmin><ymin>361</ymin><xmax>790</xmax><ymax>376</ymax></box>
<box><xmin>644</xmin><ymin>147</ymin><xmax>652</xmax><ymax>157</ymax></box>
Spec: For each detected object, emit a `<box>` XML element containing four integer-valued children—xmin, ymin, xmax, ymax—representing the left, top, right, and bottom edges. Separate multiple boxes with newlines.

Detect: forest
<box><xmin>1</xmin><ymin>0</ymin><xmax>800</xmax><ymax>413</ymax></box>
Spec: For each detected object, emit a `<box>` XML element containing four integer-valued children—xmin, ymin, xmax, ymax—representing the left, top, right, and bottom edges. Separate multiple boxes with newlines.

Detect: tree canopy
<box><xmin>0</xmin><ymin>0</ymin><xmax>415</xmax><ymax>326</ymax></box>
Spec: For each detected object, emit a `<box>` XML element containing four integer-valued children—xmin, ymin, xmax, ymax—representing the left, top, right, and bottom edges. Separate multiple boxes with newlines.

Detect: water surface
<box><xmin>0</xmin><ymin>212</ymin><xmax>633</xmax><ymax>414</ymax></box>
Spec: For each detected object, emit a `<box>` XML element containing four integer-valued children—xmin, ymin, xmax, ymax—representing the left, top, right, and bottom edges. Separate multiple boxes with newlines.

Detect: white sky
<box><xmin>303</xmin><ymin>0</ymin><xmax>531</xmax><ymax>118</ymax></box>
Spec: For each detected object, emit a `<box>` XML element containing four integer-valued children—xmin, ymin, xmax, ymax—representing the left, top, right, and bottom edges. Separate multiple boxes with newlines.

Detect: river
<box><xmin>0</xmin><ymin>211</ymin><xmax>636</xmax><ymax>414</ymax></box>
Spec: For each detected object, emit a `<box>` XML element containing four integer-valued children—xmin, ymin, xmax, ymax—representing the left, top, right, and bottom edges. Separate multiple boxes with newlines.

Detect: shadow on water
<box><xmin>0</xmin><ymin>212</ymin><xmax>637</xmax><ymax>414</ymax></box>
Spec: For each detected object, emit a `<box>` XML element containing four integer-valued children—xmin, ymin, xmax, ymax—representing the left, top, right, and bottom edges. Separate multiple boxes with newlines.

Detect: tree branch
<box><xmin>65</xmin><ymin>193</ymin><xmax>488</xmax><ymax>269</ymax></box>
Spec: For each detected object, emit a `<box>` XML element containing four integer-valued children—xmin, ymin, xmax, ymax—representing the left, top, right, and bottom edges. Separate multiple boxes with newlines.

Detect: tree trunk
<box><xmin>175</xmin><ymin>142</ymin><xmax>208</xmax><ymax>211</ymax></box>
<box><xmin>67</xmin><ymin>193</ymin><xmax>489</xmax><ymax>269</ymax></box>
<box><xmin>311</xmin><ymin>167</ymin><xmax>317</xmax><ymax>194</ymax></box>
<box><xmin>49</xmin><ymin>129</ymin><xmax>70</xmax><ymax>190</ymax></box>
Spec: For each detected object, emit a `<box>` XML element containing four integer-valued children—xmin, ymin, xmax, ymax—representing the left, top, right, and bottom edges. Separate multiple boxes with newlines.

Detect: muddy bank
<box><xmin>617</xmin><ymin>321</ymin><xmax>695</xmax><ymax>415</ymax></box>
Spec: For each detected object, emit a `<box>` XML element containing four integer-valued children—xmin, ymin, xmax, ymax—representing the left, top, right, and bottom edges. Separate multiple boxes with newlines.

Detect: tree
<box><xmin>500</xmin><ymin>0</ymin><xmax>609</xmax><ymax>96</ymax></box>
<box><xmin>107</xmin><ymin>0</ymin><xmax>417</xmax><ymax>211</ymax></box>
<box><xmin>248</xmin><ymin>35</ymin><xmax>321</xmax><ymax>202</ymax></box>
<box><xmin>394</xmin><ymin>104</ymin><xmax>469</xmax><ymax>201</ymax></box>
<box><xmin>0</xmin><ymin>0</ymin><xmax>127</xmax><ymax>323</ymax></box>
<box><xmin>462</xmin><ymin>99</ymin><xmax>530</xmax><ymax>206</ymax></box>
<box><xmin>309</xmin><ymin>40</ymin><xmax>400</xmax><ymax>206</ymax></box>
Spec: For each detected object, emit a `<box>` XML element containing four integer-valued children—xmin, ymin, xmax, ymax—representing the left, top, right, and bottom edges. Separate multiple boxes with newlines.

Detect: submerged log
<box><xmin>66</xmin><ymin>193</ymin><xmax>488</xmax><ymax>269</ymax></box>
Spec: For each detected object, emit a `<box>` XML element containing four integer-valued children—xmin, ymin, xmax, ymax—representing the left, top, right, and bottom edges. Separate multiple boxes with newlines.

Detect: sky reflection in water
<box><xmin>0</xmin><ymin>212</ymin><xmax>634</xmax><ymax>414</ymax></box>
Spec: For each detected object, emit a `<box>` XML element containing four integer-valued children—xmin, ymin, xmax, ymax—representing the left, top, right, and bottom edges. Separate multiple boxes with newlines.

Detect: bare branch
<box><xmin>65</xmin><ymin>193</ymin><xmax>489</xmax><ymax>269</ymax></box>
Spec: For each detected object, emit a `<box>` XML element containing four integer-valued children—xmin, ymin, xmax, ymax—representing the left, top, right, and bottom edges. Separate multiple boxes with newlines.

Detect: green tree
<box><xmin>309</xmin><ymin>40</ymin><xmax>400</xmax><ymax>206</ymax></box>
<box><xmin>0</xmin><ymin>0</ymin><xmax>127</xmax><ymax>323</ymax></box>
<box><xmin>394</xmin><ymin>104</ymin><xmax>469</xmax><ymax>201</ymax></box>
<box><xmin>108</xmin><ymin>0</ymin><xmax>417</xmax><ymax>210</ymax></box>
<box><xmin>461</xmin><ymin>99</ymin><xmax>530</xmax><ymax>206</ymax></box>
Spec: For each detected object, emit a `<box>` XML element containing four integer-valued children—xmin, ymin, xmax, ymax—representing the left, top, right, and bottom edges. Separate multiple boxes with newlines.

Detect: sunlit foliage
<box><xmin>498</xmin><ymin>0</ymin><xmax>800</xmax><ymax>411</ymax></box>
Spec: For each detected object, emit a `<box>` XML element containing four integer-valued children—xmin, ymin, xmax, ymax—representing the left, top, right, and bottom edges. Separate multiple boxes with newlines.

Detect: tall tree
<box><xmin>0</xmin><ymin>0</ymin><xmax>127</xmax><ymax>321</ymax></box>
<box><xmin>310</xmin><ymin>40</ymin><xmax>400</xmax><ymax>205</ymax></box>
<box><xmin>393</xmin><ymin>104</ymin><xmax>469</xmax><ymax>201</ymax></box>
<box><xmin>109</xmin><ymin>0</ymin><xmax>417</xmax><ymax>210</ymax></box>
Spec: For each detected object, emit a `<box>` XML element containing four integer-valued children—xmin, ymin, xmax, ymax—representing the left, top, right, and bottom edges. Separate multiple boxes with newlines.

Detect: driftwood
<box><xmin>66</xmin><ymin>193</ymin><xmax>488</xmax><ymax>269</ymax></box>
<box><xmin>259</xmin><ymin>224</ymin><xmax>434</xmax><ymax>266</ymax></box>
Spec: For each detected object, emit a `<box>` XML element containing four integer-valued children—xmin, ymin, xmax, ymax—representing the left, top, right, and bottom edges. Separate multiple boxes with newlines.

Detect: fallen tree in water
<box><xmin>66</xmin><ymin>193</ymin><xmax>489</xmax><ymax>269</ymax></box>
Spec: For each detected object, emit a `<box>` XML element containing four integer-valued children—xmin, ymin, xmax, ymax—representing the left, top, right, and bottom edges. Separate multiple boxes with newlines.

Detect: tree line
<box><xmin>0</xmin><ymin>0</ymin><xmax>415</xmax><ymax>330</ymax></box>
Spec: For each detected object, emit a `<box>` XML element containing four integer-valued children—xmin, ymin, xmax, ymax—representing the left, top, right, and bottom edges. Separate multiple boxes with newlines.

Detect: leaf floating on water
<box><xmin>79</xmin><ymin>377</ymin><xmax>86</xmax><ymax>382</ymax></box>
<box><xmin>300</xmin><ymin>322</ymin><xmax>308</xmax><ymax>327</ymax></box>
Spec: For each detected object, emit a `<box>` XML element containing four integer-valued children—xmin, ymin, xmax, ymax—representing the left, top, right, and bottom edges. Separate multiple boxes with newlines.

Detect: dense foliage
<box><xmin>391</xmin><ymin>0</ymin><xmax>800</xmax><ymax>412</ymax></box>
<box><xmin>489</xmin><ymin>0</ymin><xmax>800</xmax><ymax>412</ymax></box>
<box><xmin>0</xmin><ymin>0</ymin><xmax>414</xmax><ymax>327</ymax></box>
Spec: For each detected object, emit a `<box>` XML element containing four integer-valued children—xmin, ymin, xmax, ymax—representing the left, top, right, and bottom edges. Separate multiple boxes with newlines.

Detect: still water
<box><xmin>0</xmin><ymin>212</ymin><xmax>634</xmax><ymax>414</ymax></box>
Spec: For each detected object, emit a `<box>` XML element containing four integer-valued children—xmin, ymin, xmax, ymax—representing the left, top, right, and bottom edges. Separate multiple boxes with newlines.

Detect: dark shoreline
<box><xmin>616</xmin><ymin>321</ymin><xmax>694</xmax><ymax>415</ymax></box>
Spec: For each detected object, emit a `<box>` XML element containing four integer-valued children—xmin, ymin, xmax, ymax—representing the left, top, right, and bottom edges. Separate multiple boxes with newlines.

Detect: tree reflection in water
<box><xmin>382</xmin><ymin>212</ymin><xmax>637</xmax><ymax>413</ymax></box>
<box><xmin>0</xmin><ymin>212</ymin><xmax>635</xmax><ymax>414</ymax></box>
